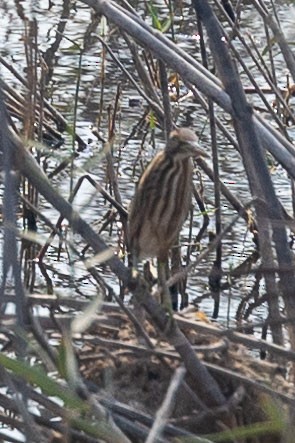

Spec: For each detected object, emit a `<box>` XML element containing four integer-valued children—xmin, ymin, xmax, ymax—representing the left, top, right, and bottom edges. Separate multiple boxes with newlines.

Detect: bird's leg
<box><xmin>157</xmin><ymin>257</ymin><xmax>173</xmax><ymax>317</ymax></box>
<box><xmin>130</xmin><ymin>254</ymin><xmax>147</xmax><ymax>329</ymax></box>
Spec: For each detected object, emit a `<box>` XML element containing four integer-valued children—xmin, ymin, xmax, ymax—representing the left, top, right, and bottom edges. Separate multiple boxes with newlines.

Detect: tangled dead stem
<box><xmin>1</xmin><ymin>0</ymin><xmax>295</xmax><ymax>442</ymax></box>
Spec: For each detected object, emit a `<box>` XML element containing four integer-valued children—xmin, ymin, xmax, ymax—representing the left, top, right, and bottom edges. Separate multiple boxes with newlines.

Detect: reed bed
<box><xmin>1</xmin><ymin>0</ymin><xmax>295</xmax><ymax>441</ymax></box>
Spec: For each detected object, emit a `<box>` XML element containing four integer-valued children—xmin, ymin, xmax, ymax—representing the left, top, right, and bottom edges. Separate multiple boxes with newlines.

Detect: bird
<box><xmin>128</xmin><ymin>127</ymin><xmax>207</xmax><ymax>309</ymax></box>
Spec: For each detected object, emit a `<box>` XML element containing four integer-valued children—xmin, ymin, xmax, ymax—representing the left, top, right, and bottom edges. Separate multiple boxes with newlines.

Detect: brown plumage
<box><xmin>128</xmin><ymin>128</ymin><xmax>207</xmax><ymax>265</ymax></box>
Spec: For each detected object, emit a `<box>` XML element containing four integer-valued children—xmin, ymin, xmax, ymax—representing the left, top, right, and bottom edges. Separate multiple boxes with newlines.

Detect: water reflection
<box><xmin>0</xmin><ymin>0</ymin><xmax>293</xmax><ymax>328</ymax></box>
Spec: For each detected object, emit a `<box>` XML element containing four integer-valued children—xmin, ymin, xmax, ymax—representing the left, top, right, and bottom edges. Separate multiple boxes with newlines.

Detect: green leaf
<box><xmin>0</xmin><ymin>353</ymin><xmax>87</xmax><ymax>411</ymax></box>
<box><xmin>161</xmin><ymin>17</ymin><xmax>172</xmax><ymax>33</ymax></box>
<box><xmin>147</xmin><ymin>2</ymin><xmax>162</xmax><ymax>31</ymax></box>
<box><xmin>149</xmin><ymin>111</ymin><xmax>157</xmax><ymax>129</ymax></box>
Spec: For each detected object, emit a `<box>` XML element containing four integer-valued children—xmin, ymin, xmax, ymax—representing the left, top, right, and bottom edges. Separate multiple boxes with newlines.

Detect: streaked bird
<box><xmin>128</xmin><ymin>128</ymin><xmax>207</xmax><ymax>307</ymax></box>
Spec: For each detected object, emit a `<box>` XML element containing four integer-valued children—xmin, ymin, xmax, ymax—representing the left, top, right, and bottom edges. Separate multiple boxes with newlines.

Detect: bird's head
<box><xmin>166</xmin><ymin>128</ymin><xmax>208</xmax><ymax>160</ymax></box>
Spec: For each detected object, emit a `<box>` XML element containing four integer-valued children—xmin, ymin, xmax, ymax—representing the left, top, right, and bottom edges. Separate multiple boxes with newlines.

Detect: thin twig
<box><xmin>145</xmin><ymin>367</ymin><xmax>186</xmax><ymax>443</ymax></box>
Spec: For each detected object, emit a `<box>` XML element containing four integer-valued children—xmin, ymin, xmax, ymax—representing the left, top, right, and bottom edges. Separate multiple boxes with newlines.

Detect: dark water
<box><xmin>1</xmin><ymin>0</ymin><xmax>295</xmax><ymax>327</ymax></box>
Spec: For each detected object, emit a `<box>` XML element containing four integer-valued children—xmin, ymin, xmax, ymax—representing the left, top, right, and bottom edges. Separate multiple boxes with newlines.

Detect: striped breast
<box><xmin>128</xmin><ymin>151</ymin><xmax>193</xmax><ymax>261</ymax></box>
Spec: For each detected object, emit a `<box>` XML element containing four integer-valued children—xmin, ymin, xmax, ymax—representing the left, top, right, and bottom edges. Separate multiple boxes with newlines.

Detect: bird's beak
<box><xmin>189</xmin><ymin>142</ymin><xmax>209</xmax><ymax>159</ymax></box>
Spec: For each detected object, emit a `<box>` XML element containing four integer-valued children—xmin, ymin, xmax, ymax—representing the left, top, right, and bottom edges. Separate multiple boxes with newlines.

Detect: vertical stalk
<box><xmin>198</xmin><ymin>16</ymin><xmax>222</xmax><ymax>318</ymax></box>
